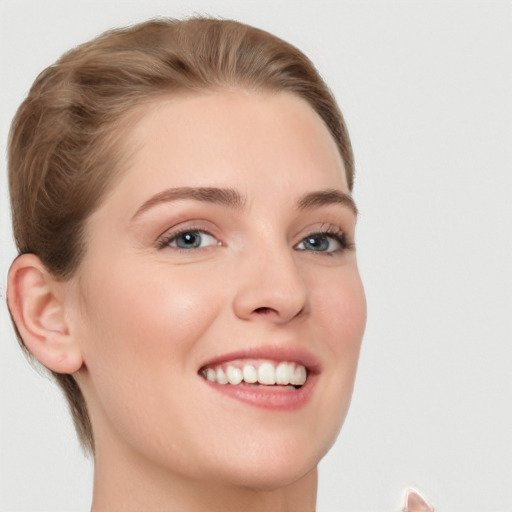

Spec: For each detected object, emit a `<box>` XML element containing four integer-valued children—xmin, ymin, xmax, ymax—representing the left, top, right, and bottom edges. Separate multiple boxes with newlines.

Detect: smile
<box><xmin>200</xmin><ymin>359</ymin><xmax>308</xmax><ymax>388</ymax></box>
<box><xmin>198</xmin><ymin>352</ymin><xmax>319</xmax><ymax>410</ymax></box>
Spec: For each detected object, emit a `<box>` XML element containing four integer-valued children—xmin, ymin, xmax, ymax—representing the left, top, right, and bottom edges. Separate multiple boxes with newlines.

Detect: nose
<box><xmin>231</xmin><ymin>242</ymin><xmax>309</xmax><ymax>324</ymax></box>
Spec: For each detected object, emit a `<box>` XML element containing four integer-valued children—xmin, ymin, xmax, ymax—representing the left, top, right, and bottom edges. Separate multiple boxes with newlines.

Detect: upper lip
<box><xmin>198</xmin><ymin>345</ymin><xmax>322</xmax><ymax>374</ymax></box>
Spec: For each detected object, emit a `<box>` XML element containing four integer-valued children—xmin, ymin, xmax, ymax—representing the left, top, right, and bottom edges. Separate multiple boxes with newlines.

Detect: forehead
<box><xmin>122</xmin><ymin>89</ymin><xmax>347</xmax><ymax>189</ymax></box>
<box><xmin>91</xmin><ymin>89</ymin><xmax>349</xmax><ymax>224</ymax></box>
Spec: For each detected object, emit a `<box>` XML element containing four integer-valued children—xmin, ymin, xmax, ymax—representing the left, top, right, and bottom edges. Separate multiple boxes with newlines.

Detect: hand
<box><xmin>403</xmin><ymin>487</ymin><xmax>434</xmax><ymax>512</ymax></box>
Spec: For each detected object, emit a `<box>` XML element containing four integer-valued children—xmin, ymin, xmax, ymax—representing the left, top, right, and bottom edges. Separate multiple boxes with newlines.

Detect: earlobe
<box><xmin>7</xmin><ymin>254</ymin><xmax>83</xmax><ymax>374</ymax></box>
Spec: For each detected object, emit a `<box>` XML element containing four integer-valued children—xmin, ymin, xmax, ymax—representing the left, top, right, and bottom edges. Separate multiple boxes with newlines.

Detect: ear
<box><xmin>7</xmin><ymin>254</ymin><xmax>83</xmax><ymax>374</ymax></box>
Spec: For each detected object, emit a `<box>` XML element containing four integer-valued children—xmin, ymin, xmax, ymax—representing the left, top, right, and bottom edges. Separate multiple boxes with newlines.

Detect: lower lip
<box><xmin>201</xmin><ymin>375</ymin><xmax>317</xmax><ymax>410</ymax></box>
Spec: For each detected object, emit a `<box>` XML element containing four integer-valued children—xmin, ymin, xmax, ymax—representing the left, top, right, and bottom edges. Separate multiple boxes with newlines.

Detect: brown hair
<box><xmin>8</xmin><ymin>16</ymin><xmax>355</xmax><ymax>456</ymax></box>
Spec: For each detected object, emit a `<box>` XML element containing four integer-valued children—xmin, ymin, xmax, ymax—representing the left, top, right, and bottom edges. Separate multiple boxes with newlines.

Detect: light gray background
<box><xmin>1</xmin><ymin>1</ymin><xmax>511</xmax><ymax>511</ymax></box>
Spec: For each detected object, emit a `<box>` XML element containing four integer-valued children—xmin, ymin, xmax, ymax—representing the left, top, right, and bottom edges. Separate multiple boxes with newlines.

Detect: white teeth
<box><xmin>242</xmin><ymin>365</ymin><xmax>258</xmax><ymax>383</ymax></box>
<box><xmin>275</xmin><ymin>362</ymin><xmax>292</xmax><ymax>385</ymax></box>
<box><xmin>290</xmin><ymin>365</ymin><xmax>307</xmax><ymax>386</ymax></box>
<box><xmin>216</xmin><ymin>367</ymin><xmax>228</xmax><ymax>385</ymax></box>
<box><xmin>258</xmin><ymin>362</ymin><xmax>276</xmax><ymax>385</ymax></box>
<box><xmin>203</xmin><ymin>360</ymin><xmax>307</xmax><ymax>387</ymax></box>
<box><xmin>226</xmin><ymin>366</ymin><xmax>243</xmax><ymax>385</ymax></box>
<box><xmin>202</xmin><ymin>359</ymin><xmax>308</xmax><ymax>389</ymax></box>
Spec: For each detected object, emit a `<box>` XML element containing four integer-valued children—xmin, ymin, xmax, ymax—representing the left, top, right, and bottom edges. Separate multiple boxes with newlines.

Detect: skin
<box><xmin>10</xmin><ymin>90</ymin><xmax>366</xmax><ymax>511</ymax></box>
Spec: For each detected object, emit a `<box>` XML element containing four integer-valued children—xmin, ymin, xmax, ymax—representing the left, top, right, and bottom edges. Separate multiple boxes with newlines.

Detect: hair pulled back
<box><xmin>8</xmin><ymin>16</ymin><xmax>354</xmax><ymax>455</ymax></box>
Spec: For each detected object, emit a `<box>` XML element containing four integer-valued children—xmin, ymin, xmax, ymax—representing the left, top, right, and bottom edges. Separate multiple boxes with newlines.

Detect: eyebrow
<box><xmin>297</xmin><ymin>189</ymin><xmax>358</xmax><ymax>216</ymax></box>
<box><xmin>132</xmin><ymin>186</ymin><xmax>245</xmax><ymax>219</ymax></box>
<box><xmin>132</xmin><ymin>186</ymin><xmax>357</xmax><ymax>220</ymax></box>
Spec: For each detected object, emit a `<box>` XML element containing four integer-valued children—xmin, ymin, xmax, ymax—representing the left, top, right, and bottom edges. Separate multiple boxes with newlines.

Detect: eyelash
<box><xmin>156</xmin><ymin>224</ymin><xmax>353</xmax><ymax>254</ymax></box>
<box><xmin>156</xmin><ymin>226</ymin><xmax>219</xmax><ymax>251</ymax></box>
<box><xmin>294</xmin><ymin>225</ymin><xmax>354</xmax><ymax>255</ymax></box>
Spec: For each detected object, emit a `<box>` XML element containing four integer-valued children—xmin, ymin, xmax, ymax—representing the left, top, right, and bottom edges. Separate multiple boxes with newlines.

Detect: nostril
<box><xmin>254</xmin><ymin>307</ymin><xmax>273</xmax><ymax>315</ymax></box>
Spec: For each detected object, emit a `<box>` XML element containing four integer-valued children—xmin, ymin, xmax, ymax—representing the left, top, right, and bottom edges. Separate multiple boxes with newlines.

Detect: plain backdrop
<box><xmin>1</xmin><ymin>1</ymin><xmax>511</xmax><ymax>511</ymax></box>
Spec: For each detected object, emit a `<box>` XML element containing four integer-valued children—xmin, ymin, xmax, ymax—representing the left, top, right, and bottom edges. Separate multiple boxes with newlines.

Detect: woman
<box><xmin>6</xmin><ymin>17</ymin><xmax>366</xmax><ymax>510</ymax></box>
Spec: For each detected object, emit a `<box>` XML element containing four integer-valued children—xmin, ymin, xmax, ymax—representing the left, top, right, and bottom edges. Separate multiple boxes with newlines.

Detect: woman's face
<box><xmin>70</xmin><ymin>90</ymin><xmax>366</xmax><ymax>487</ymax></box>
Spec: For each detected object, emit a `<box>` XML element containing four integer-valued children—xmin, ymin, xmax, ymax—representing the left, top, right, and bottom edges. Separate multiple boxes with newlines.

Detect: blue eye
<box><xmin>295</xmin><ymin>232</ymin><xmax>346</xmax><ymax>253</ymax></box>
<box><xmin>167</xmin><ymin>230</ymin><xmax>218</xmax><ymax>249</ymax></box>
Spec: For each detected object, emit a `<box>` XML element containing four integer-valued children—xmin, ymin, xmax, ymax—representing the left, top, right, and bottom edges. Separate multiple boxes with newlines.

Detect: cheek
<box><xmin>312</xmin><ymin>267</ymin><xmax>366</xmax><ymax>422</ymax></box>
<box><xmin>73</xmin><ymin>261</ymin><xmax>235</xmax><ymax>470</ymax></box>
<box><xmin>81</xmin><ymin>261</ymin><xmax>222</xmax><ymax>353</ymax></box>
<box><xmin>332</xmin><ymin>271</ymin><xmax>366</xmax><ymax>385</ymax></box>
<box><xmin>314</xmin><ymin>266</ymin><xmax>367</xmax><ymax>354</ymax></box>
<box><xmin>75</xmin><ymin>262</ymin><xmax>224</xmax><ymax>417</ymax></box>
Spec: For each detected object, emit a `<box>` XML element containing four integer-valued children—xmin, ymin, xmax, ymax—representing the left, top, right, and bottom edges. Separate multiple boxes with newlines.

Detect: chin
<box><xmin>209</xmin><ymin>455</ymin><xmax>317</xmax><ymax>492</ymax></box>
<box><xmin>197</xmin><ymin>420</ymin><xmax>341</xmax><ymax>491</ymax></box>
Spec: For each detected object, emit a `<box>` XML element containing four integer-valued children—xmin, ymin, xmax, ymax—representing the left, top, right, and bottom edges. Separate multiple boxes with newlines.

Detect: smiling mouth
<box><xmin>199</xmin><ymin>359</ymin><xmax>307</xmax><ymax>389</ymax></box>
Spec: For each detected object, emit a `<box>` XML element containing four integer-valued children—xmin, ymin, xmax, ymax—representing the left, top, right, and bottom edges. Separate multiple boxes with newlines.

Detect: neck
<box><xmin>90</xmin><ymin>441</ymin><xmax>318</xmax><ymax>512</ymax></box>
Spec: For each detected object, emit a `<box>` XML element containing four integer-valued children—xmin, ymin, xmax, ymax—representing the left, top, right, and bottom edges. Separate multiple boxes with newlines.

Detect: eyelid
<box><xmin>293</xmin><ymin>224</ymin><xmax>354</xmax><ymax>254</ymax></box>
<box><xmin>155</xmin><ymin>222</ymin><xmax>222</xmax><ymax>250</ymax></box>
<box><xmin>172</xmin><ymin>230</ymin><xmax>218</xmax><ymax>249</ymax></box>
